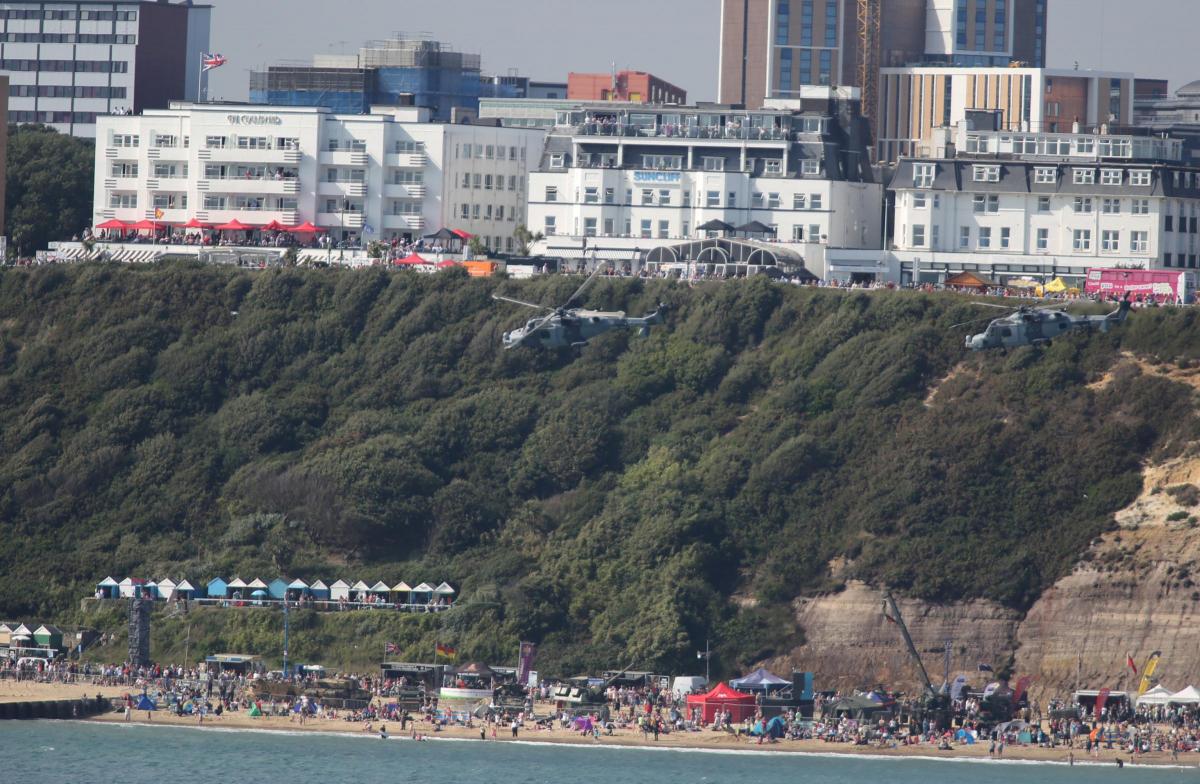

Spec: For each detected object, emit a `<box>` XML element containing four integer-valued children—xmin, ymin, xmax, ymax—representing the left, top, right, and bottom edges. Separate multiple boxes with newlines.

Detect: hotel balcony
<box><xmin>385</xmin><ymin>152</ymin><xmax>427</xmax><ymax>168</ymax></box>
<box><xmin>383</xmin><ymin>214</ymin><xmax>425</xmax><ymax>231</ymax></box>
<box><xmin>383</xmin><ymin>183</ymin><xmax>426</xmax><ymax>199</ymax></box>
<box><xmin>319</xmin><ymin>150</ymin><xmax>370</xmax><ymax>167</ymax></box>
<box><xmin>318</xmin><ymin>181</ymin><xmax>368</xmax><ymax>198</ymax></box>
<box><xmin>197</xmin><ymin>177</ymin><xmax>301</xmax><ymax>194</ymax></box>
<box><xmin>197</xmin><ymin>147</ymin><xmax>303</xmax><ymax>165</ymax></box>
<box><xmin>318</xmin><ymin>211</ymin><xmax>365</xmax><ymax>229</ymax></box>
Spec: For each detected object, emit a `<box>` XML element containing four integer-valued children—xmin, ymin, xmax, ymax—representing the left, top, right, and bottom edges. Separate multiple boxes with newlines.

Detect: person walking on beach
<box><xmin>511</xmin><ymin>718</ymin><xmax>519</xmax><ymax>738</ymax></box>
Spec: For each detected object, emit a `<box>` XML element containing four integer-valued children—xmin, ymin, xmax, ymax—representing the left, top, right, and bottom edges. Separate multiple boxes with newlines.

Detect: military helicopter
<box><xmin>493</xmin><ymin>262</ymin><xmax>664</xmax><ymax>350</ymax></box>
<box><xmin>957</xmin><ymin>295</ymin><xmax>1131</xmax><ymax>351</ymax></box>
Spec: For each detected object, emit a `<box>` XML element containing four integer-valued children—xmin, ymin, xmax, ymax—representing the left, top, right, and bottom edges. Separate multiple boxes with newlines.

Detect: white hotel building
<box><xmin>884</xmin><ymin>123</ymin><xmax>1200</xmax><ymax>286</ymax></box>
<box><xmin>92</xmin><ymin>102</ymin><xmax>545</xmax><ymax>250</ymax></box>
<box><xmin>526</xmin><ymin>97</ymin><xmax>882</xmax><ymax>262</ymax></box>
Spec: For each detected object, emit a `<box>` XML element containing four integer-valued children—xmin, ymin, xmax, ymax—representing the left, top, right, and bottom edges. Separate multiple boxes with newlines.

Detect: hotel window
<box><xmin>603</xmin><ymin>218</ymin><xmax>615</xmax><ymax>236</ymax></box>
<box><xmin>202</xmin><ymin>195</ymin><xmax>224</xmax><ymax>210</ymax></box>
<box><xmin>1072</xmin><ymin>229</ymin><xmax>1092</xmax><ymax>251</ymax></box>
<box><xmin>584</xmin><ymin>187</ymin><xmax>598</xmax><ymax>204</ymax></box>
<box><xmin>973</xmin><ymin>165</ymin><xmax>1000</xmax><ymax>183</ymax></box>
<box><xmin>604</xmin><ymin>187</ymin><xmax>615</xmax><ymax>204</ymax></box>
<box><xmin>109</xmin><ymin>193</ymin><xmax>137</xmax><ymax>208</ymax></box>
<box><xmin>1131</xmin><ymin>198</ymin><xmax>1149</xmax><ymax>215</ymax></box>
<box><xmin>461</xmin><ymin>173</ymin><xmax>470</xmax><ymax>188</ymax></box>
<box><xmin>765</xmin><ymin>159</ymin><xmax>783</xmax><ymax>175</ymax></box>
<box><xmin>1102</xmin><ymin>198</ymin><xmax>1121</xmax><ymax>215</ymax></box>
<box><xmin>1036</xmin><ymin>228</ymin><xmax>1049</xmax><ymax>251</ymax></box>
<box><xmin>640</xmin><ymin>220</ymin><xmax>652</xmax><ymax>238</ymax></box>
<box><xmin>659</xmin><ymin>189</ymin><xmax>671</xmax><ymax>205</ymax></box>
<box><xmin>1100</xmin><ymin>169</ymin><xmax>1122</xmax><ymax>186</ymax></box>
<box><xmin>658</xmin><ymin>220</ymin><xmax>669</xmax><ymax>239</ymax></box>
<box><xmin>484</xmin><ymin>175</ymin><xmax>493</xmax><ymax>190</ymax></box>
<box><xmin>460</xmin><ymin>204</ymin><xmax>470</xmax><ymax>219</ymax></box>
<box><xmin>642</xmin><ymin>189</ymin><xmax>654</xmax><ymax>205</ymax></box>
<box><xmin>792</xmin><ymin>225</ymin><xmax>805</xmax><ymax>242</ymax></box>
<box><xmin>973</xmin><ymin>194</ymin><xmax>999</xmax><ymax>213</ymax></box>
<box><xmin>819</xmin><ymin>50</ymin><xmax>832</xmax><ymax>84</ymax></box>
<box><xmin>801</xmin><ymin>159</ymin><xmax>820</xmax><ymax>175</ymax></box>
<box><xmin>768</xmin><ymin>193</ymin><xmax>781</xmax><ymax>208</ymax></box>
<box><xmin>706</xmin><ymin>191</ymin><xmax>720</xmax><ymax>207</ymax></box>
<box><xmin>1130</xmin><ymin>170</ymin><xmax>1152</xmax><ymax>187</ymax></box>
<box><xmin>111</xmin><ymin>162</ymin><xmax>138</xmax><ymax>178</ymax></box>
<box><xmin>1102</xmin><ymin>230</ymin><xmax>1120</xmax><ymax>252</ymax></box>
<box><xmin>775</xmin><ymin>0</ymin><xmax>790</xmax><ymax>45</ymax></box>
<box><xmin>153</xmin><ymin>134</ymin><xmax>177</xmax><ymax>148</ymax></box>
<box><xmin>912</xmin><ymin>225</ymin><xmax>926</xmax><ymax>247</ymax></box>
<box><xmin>1073</xmin><ymin>197</ymin><xmax>1093</xmax><ymax>214</ymax></box>
<box><xmin>959</xmin><ymin>226</ymin><xmax>971</xmax><ymax>249</ymax></box>
<box><xmin>1037</xmin><ymin>196</ymin><xmax>1051</xmax><ymax>213</ymax></box>
<box><xmin>779</xmin><ymin>49</ymin><xmax>792</xmax><ymax>93</ymax></box>
<box><xmin>1073</xmin><ymin>169</ymin><xmax>1095</xmax><ymax>185</ymax></box>
<box><xmin>236</xmin><ymin>136</ymin><xmax>269</xmax><ymax>150</ymax></box>
<box><xmin>1131</xmin><ymin>231</ymin><xmax>1149</xmax><ymax>252</ymax></box>
<box><xmin>913</xmin><ymin>193</ymin><xmax>927</xmax><ymax>209</ymax></box>
<box><xmin>112</xmin><ymin>133</ymin><xmax>140</xmax><ymax>148</ymax></box>
<box><xmin>549</xmin><ymin>154</ymin><xmax>565</xmax><ymax>168</ymax></box>
<box><xmin>472</xmin><ymin>204</ymin><xmax>481</xmax><ymax>219</ymax></box>
<box><xmin>914</xmin><ymin>163</ymin><xmax>936</xmax><ymax>188</ymax></box>
<box><xmin>974</xmin><ymin>0</ymin><xmax>986</xmax><ymax>49</ymax></box>
<box><xmin>545</xmin><ymin>186</ymin><xmax>557</xmax><ymax>202</ymax></box>
<box><xmin>485</xmin><ymin>145</ymin><xmax>494</xmax><ymax>159</ymax></box>
<box><xmin>544</xmin><ymin>216</ymin><xmax>556</xmax><ymax>235</ymax></box>
<box><xmin>978</xmin><ymin>226</ymin><xmax>992</xmax><ymax>249</ymax></box>
<box><xmin>810</xmin><ymin>193</ymin><xmax>823</xmax><ymax>210</ymax></box>
<box><xmin>729</xmin><ymin>192</ymin><xmax>737</xmax><ymax>208</ymax></box>
<box><xmin>752</xmin><ymin>192</ymin><xmax>765</xmax><ymax>208</ymax></box>
<box><xmin>825</xmin><ymin>0</ymin><xmax>838</xmax><ymax>46</ymax></box>
<box><xmin>703</xmin><ymin>156</ymin><xmax>725</xmax><ymax>172</ymax></box>
<box><xmin>473</xmin><ymin>174</ymin><xmax>482</xmax><ymax>189</ymax></box>
<box><xmin>1034</xmin><ymin>167</ymin><xmax>1056</xmax><ymax>184</ymax></box>
<box><xmin>931</xmin><ymin>225</ymin><xmax>940</xmax><ymax>249</ymax></box>
<box><xmin>1000</xmin><ymin>227</ymin><xmax>1011</xmax><ymax>249</ymax></box>
<box><xmin>497</xmin><ymin>206</ymin><xmax>505</xmax><ymax>221</ymax></box>
<box><xmin>584</xmin><ymin>218</ymin><xmax>597</xmax><ymax>237</ymax></box>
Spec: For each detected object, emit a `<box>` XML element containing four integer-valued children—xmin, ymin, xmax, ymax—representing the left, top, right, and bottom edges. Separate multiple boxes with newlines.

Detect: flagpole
<box><xmin>197</xmin><ymin>52</ymin><xmax>203</xmax><ymax>103</ymax></box>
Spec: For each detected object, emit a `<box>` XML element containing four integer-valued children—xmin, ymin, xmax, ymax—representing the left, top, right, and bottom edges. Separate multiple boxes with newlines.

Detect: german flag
<box><xmin>435</xmin><ymin>643</ymin><xmax>457</xmax><ymax>660</ymax></box>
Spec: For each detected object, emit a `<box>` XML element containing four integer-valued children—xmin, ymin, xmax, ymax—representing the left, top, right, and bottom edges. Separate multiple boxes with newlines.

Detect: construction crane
<box><xmin>857</xmin><ymin>0</ymin><xmax>881</xmax><ymax>137</ymax></box>
<box><xmin>883</xmin><ymin>589</ymin><xmax>951</xmax><ymax>729</ymax></box>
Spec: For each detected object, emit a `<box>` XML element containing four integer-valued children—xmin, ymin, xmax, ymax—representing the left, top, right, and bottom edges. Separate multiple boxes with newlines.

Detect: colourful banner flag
<box><xmin>517</xmin><ymin>642</ymin><xmax>537</xmax><ymax>685</ymax></box>
<box><xmin>435</xmin><ymin>642</ymin><xmax>457</xmax><ymax>660</ymax></box>
<box><xmin>202</xmin><ymin>53</ymin><xmax>227</xmax><ymax>72</ymax></box>
<box><xmin>1014</xmin><ymin>675</ymin><xmax>1034</xmax><ymax>703</ymax></box>
<box><xmin>1137</xmin><ymin>651</ymin><xmax>1162</xmax><ymax>697</ymax></box>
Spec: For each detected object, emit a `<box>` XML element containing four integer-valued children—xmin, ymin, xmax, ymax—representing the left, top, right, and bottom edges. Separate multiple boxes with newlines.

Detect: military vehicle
<box><xmin>959</xmin><ymin>296</ymin><xmax>1131</xmax><ymax>351</ymax></box>
<box><xmin>494</xmin><ymin>262</ymin><xmax>664</xmax><ymax>349</ymax></box>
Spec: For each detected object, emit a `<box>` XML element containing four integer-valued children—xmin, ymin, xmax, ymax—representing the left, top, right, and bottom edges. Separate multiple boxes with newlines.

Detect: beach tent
<box><xmin>390</xmin><ymin>581</ymin><xmax>412</xmax><ymax>604</ymax></box>
<box><xmin>33</xmin><ymin>625</ymin><xmax>64</xmax><ymax>650</ymax></box>
<box><xmin>1044</xmin><ymin>277</ymin><xmax>1068</xmax><ymax>294</ymax></box>
<box><xmin>686</xmin><ymin>683</ymin><xmax>757</xmax><ymax>724</ymax></box>
<box><xmin>329</xmin><ymin>580</ymin><xmax>350</xmax><ymax>601</ymax></box>
<box><xmin>136</xmin><ymin>695</ymin><xmax>157</xmax><ymax>711</ymax></box>
<box><xmin>155</xmin><ymin>578</ymin><xmax>177</xmax><ymax>601</ymax></box>
<box><xmin>175</xmin><ymin>580</ymin><xmax>196</xmax><ymax>600</ymax></box>
<box><xmin>309</xmin><ymin>580</ymin><xmax>330</xmax><ymax>601</ymax></box>
<box><xmin>1137</xmin><ymin>685</ymin><xmax>1175</xmax><ymax>706</ymax></box>
<box><xmin>97</xmin><ymin>577</ymin><xmax>120</xmax><ymax>599</ymax></box>
<box><xmin>1170</xmin><ymin>686</ymin><xmax>1200</xmax><ymax>704</ymax></box>
<box><xmin>412</xmin><ymin>583</ymin><xmax>435</xmax><ymax>604</ymax></box>
<box><xmin>944</xmin><ymin>271</ymin><xmax>998</xmax><ymax>290</ymax></box>
<box><xmin>731</xmin><ymin>668</ymin><xmax>790</xmax><ymax>691</ymax></box>
<box><xmin>206</xmin><ymin>578</ymin><xmax>228</xmax><ymax>599</ymax></box>
<box><xmin>671</xmin><ymin>676</ymin><xmax>708</xmax><ymax>696</ymax></box>
<box><xmin>267</xmin><ymin>579</ymin><xmax>288</xmax><ymax>600</ymax></box>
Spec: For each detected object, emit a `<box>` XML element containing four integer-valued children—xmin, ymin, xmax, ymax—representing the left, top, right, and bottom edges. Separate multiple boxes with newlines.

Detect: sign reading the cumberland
<box><xmin>227</xmin><ymin>114</ymin><xmax>284</xmax><ymax>126</ymax></box>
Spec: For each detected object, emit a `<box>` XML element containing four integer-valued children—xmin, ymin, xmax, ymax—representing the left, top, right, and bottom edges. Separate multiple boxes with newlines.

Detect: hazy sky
<box><xmin>205</xmin><ymin>0</ymin><xmax>1198</xmax><ymax>102</ymax></box>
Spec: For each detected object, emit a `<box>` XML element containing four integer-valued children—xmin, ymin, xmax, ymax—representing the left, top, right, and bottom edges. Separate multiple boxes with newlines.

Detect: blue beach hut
<box><xmin>176</xmin><ymin>580</ymin><xmax>197</xmax><ymax>600</ymax></box>
<box><xmin>268</xmin><ymin>579</ymin><xmax>289</xmax><ymax>600</ymax></box>
<box><xmin>309</xmin><ymin>580</ymin><xmax>330</xmax><ymax>601</ymax></box>
<box><xmin>97</xmin><ymin>577</ymin><xmax>120</xmax><ymax>599</ymax></box>
<box><xmin>207</xmin><ymin>578</ymin><xmax>228</xmax><ymax>599</ymax></box>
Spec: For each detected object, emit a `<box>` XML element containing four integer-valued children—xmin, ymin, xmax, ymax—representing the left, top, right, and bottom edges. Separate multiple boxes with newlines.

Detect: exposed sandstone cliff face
<box><xmin>772</xmin><ymin>357</ymin><xmax>1200</xmax><ymax>702</ymax></box>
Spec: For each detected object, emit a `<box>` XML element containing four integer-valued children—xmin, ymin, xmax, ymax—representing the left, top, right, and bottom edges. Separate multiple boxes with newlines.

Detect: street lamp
<box><xmin>696</xmin><ymin>639</ymin><xmax>712</xmax><ymax>683</ymax></box>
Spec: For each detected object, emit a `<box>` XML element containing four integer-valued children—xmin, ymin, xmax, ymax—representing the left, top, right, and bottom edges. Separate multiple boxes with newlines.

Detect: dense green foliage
<box><xmin>1</xmin><ymin>264</ymin><xmax>1196</xmax><ymax>675</ymax></box>
<box><xmin>5</xmin><ymin>124</ymin><xmax>94</xmax><ymax>256</ymax></box>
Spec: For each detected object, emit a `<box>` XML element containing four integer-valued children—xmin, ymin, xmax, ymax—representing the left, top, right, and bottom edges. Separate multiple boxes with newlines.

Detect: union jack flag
<box><xmin>384</xmin><ymin>642</ymin><xmax>398</xmax><ymax>655</ymax></box>
<box><xmin>201</xmin><ymin>53</ymin><xmax>227</xmax><ymax>72</ymax></box>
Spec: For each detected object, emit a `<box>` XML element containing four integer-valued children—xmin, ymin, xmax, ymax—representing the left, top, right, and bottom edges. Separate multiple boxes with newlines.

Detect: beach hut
<box><xmin>268</xmin><ymin>579</ymin><xmax>289</xmax><ymax>600</ymax></box>
<box><xmin>0</xmin><ymin>622</ymin><xmax>13</xmax><ymax>646</ymax></box>
<box><xmin>119</xmin><ymin>577</ymin><xmax>149</xmax><ymax>598</ymax></box>
<box><xmin>412</xmin><ymin>582</ymin><xmax>435</xmax><ymax>605</ymax></box>
<box><xmin>287</xmin><ymin>579</ymin><xmax>310</xmax><ymax>601</ymax></box>
<box><xmin>351</xmin><ymin>580</ymin><xmax>371</xmax><ymax>602</ymax></box>
<box><xmin>206</xmin><ymin>578</ymin><xmax>228</xmax><ymax>599</ymax></box>
<box><xmin>97</xmin><ymin>577</ymin><xmax>120</xmax><ymax>599</ymax></box>
<box><xmin>155</xmin><ymin>578</ymin><xmax>177</xmax><ymax>601</ymax></box>
<box><xmin>33</xmin><ymin>624</ymin><xmax>64</xmax><ymax>651</ymax></box>
<box><xmin>686</xmin><ymin>683</ymin><xmax>757</xmax><ymax>724</ymax></box>
<box><xmin>369</xmin><ymin>581</ymin><xmax>391</xmax><ymax>602</ymax></box>
<box><xmin>227</xmin><ymin>578</ymin><xmax>248</xmax><ymax>598</ymax></box>
<box><xmin>9</xmin><ymin>623</ymin><xmax>33</xmax><ymax>648</ymax></box>
<box><xmin>175</xmin><ymin>580</ymin><xmax>196</xmax><ymax>600</ymax></box>
<box><xmin>309</xmin><ymin>580</ymin><xmax>330</xmax><ymax>601</ymax></box>
<box><xmin>247</xmin><ymin>578</ymin><xmax>268</xmax><ymax>592</ymax></box>
<box><xmin>329</xmin><ymin>580</ymin><xmax>350</xmax><ymax>602</ymax></box>
<box><xmin>390</xmin><ymin>581</ymin><xmax>412</xmax><ymax>605</ymax></box>
<box><xmin>434</xmin><ymin>582</ymin><xmax>456</xmax><ymax>605</ymax></box>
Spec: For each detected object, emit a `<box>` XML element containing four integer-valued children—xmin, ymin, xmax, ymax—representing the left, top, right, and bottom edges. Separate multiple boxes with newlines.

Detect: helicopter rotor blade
<box><xmin>507</xmin><ymin>310</ymin><xmax>559</xmax><ymax>349</ymax></box>
<box><xmin>950</xmin><ymin>316</ymin><xmax>998</xmax><ymax>329</ymax></box>
<box><xmin>561</xmin><ymin>260</ymin><xmax>609</xmax><ymax>310</ymax></box>
<box><xmin>492</xmin><ymin>293</ymin><xmax>554</xmax><ymax>312</ymax></box>
<box><xmin>969</xmin><ymin>301</ymin><xmax>1016</xmax><ymax>311</ymax></box>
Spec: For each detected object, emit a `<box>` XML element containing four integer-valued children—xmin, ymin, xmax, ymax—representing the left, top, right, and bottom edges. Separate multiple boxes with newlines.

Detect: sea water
<box><xmin>0</xmin><ymin>722</ymin><xmax>1196</xmax><ymax>784</ymax></box>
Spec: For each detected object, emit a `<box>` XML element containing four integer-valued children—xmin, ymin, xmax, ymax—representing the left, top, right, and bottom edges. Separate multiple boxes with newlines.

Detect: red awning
<box><xmin>216</xmin><ymin>219</ymin><xmax>253</xmax><ymax>231</ymax></box>
<box><xmin>395</xmin><ymin>252</ymin><xmax>428</xmax><ymax>265</ymax></box>
<box><xmin>127</xmin><ymin>219</ymin><xmax>160</xmax><ymax>231</ymax></box>
<box><xmin>182</xmin><ymin>218</ymin><xmax>211</xmax><ymax>229</ymax></box>
<box><xmin>450</xmin><ymin>229</ymin><xmax>475</xmax><ymax>240</ymax></box>
<box><xmin>261</xmin><ymin>220</ymin><xmax>288</xmax><ymax>231</ymax></box>
<box><xmin>436</xmin><ymin>259</ymin><xmax>458</xmax><ymax>269</ymax></box>
<box><xmin>287</xmin><ymin>221</ymin><xmax>323</xmax><ymax>233</ymax></box>
<box><xmin>95</xmin><ymin>219</ymin><xmax>127</xmax><ymax>230</ymax></box>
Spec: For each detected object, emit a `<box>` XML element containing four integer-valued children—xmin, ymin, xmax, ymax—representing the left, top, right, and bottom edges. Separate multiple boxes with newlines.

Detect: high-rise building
<box><xmin>250</xmin><ymin>36</ymin><xmax>482</xmax><ymax>122</ymax></box>
<box><xmin>718</xmin><ymin>0</ymin><xmax>1047</xmax><ymax>109</ymax></box>
<box><xmin>0</xmin><ymin>1</ymin><xmax>211</xmax><ymax>138</ymax></box>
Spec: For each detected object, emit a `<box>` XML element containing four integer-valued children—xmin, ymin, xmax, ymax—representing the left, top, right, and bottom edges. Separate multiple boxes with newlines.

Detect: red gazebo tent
<box><xmin>685</xmin><ymin>683</ymin><xmax>757</xmax><ymax>725</ymax></box>
<box><xmin>395</xmin><ymin>252</ymin><xmax>428</xmax><ymax>266</ymax></box>
<box><xmin>215</xmin><ymin>219</ymin><xmax>253</xmax><ymax>232</ymax></box>
<box><xmin>287</xmin><ymin>221</ymin><xmax>323</xmax><ymax>234</ymax></box>
<box><xmin>450</xmin><ymin>229</ymin><xmax>475</xmax><ymax>240</ymax></box>
<box><xmin>435</xmin><ymin>259</ymin><xmax>458</xmax><ymax>269</ymax></box>
<box><xmin>127</xmin><ymin>219</ymin><xmax>160</xmax><ymax>232</ymax></box>
<box><xmin>261</xmin><ymin>219</ymin><xmax>288</xmax><ymax>231</ymax></box>
<box><xmin>182</xmin><ymin>218</ymin><xmax>211</xmax><ymax>230</ymax></box>
<box><xmin>96</xmin><ymin>219</ymin><xmax>128</xmax><ymax>230</ymax></box>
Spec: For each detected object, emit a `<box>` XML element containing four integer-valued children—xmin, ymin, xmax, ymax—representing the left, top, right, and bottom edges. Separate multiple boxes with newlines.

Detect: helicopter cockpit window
<box><xmin>1000</xmin><ymin>327</ymin><xmax>1013</xmax><ymax>338</ymax></box>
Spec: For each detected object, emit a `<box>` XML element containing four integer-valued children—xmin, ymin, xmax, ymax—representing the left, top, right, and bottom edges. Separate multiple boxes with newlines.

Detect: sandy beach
<box><xmin>2</xmin><ymin>680</ymin><xmax>1193</xmax><ymax>768</ymax></box>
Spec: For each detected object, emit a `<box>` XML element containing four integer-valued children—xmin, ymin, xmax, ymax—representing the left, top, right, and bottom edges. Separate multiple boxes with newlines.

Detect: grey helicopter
<box><xmin>493</xmin><ymin>262</ymin><xmax>665</xmax><ymax>350</ymax></box>
<box><xmin>958</xmin><ymin>294</ymin><xmax>1131</xmax><ymax>351</ymax></box>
